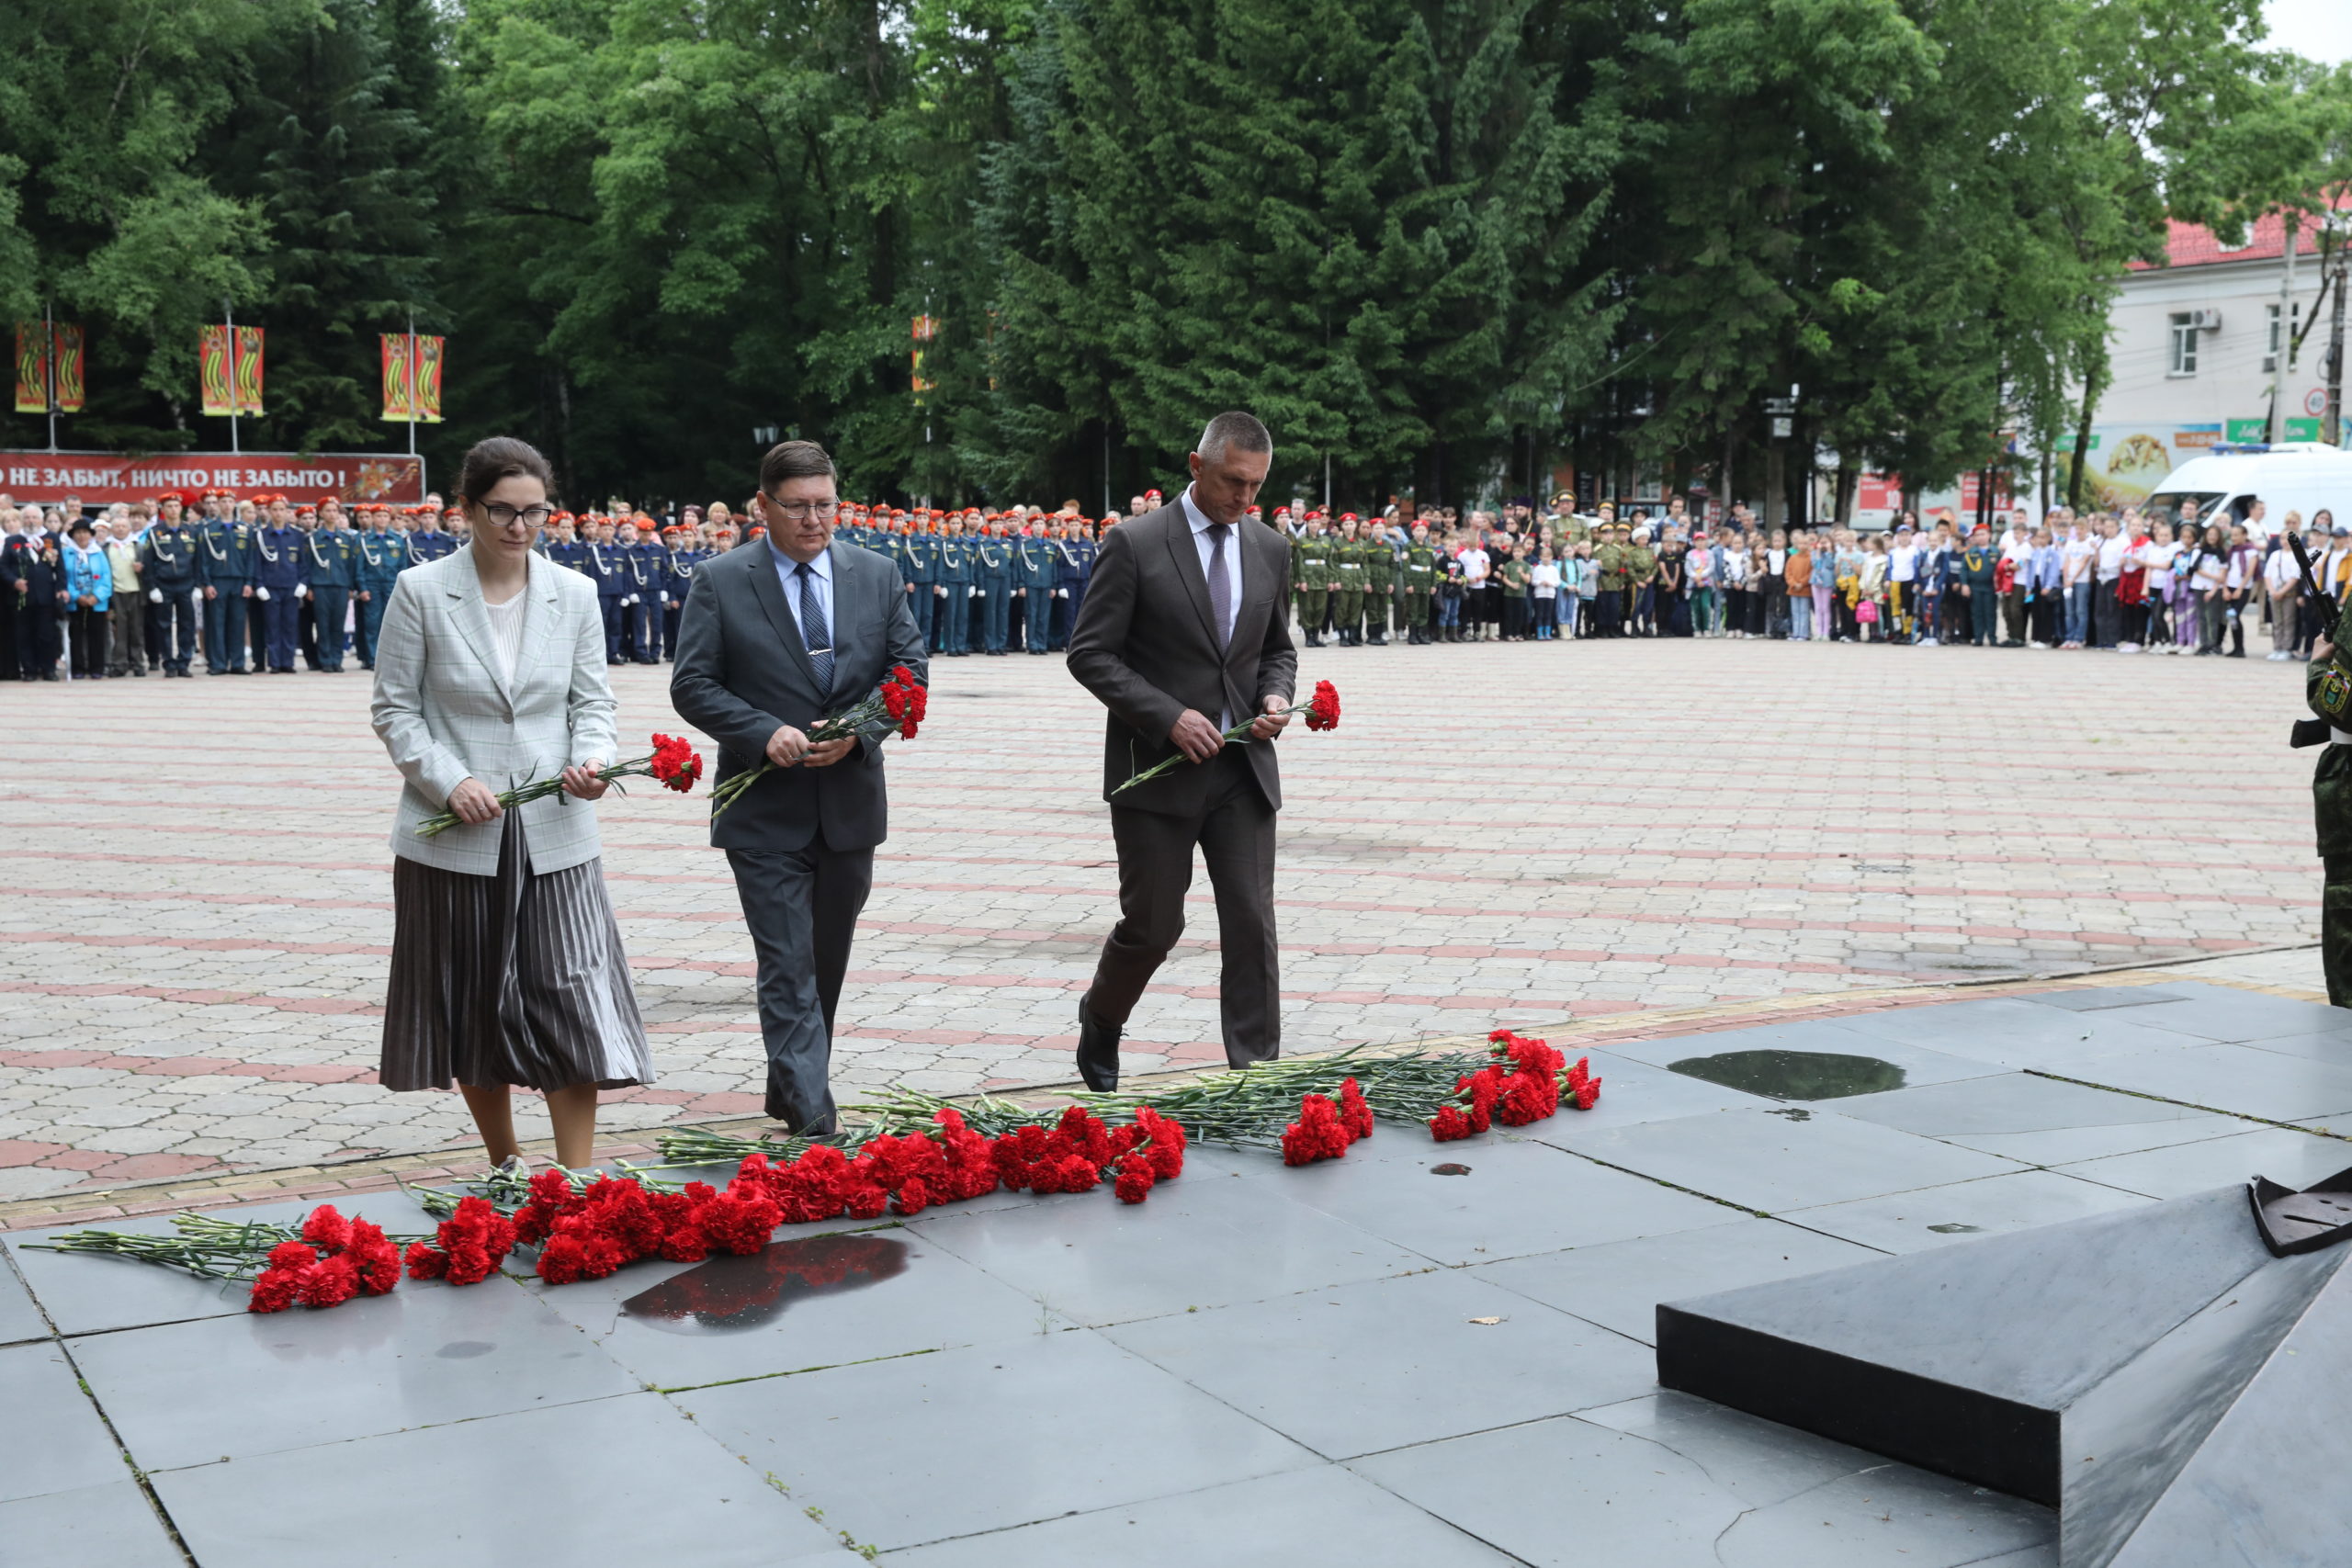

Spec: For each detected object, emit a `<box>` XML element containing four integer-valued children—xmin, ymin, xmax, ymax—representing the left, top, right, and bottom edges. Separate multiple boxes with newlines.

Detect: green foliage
<box><xmin>0</xmin><ymin>0</ymin><xmax>2321</xmax><ymax>506</ymax></box>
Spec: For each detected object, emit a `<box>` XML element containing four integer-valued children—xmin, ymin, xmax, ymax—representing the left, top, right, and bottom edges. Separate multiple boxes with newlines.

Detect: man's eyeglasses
<box><xmin>483</xmin><ymin>504</ymin><xmax>554</xmax><ymax>528</ymax></box>
<box><xmin>766</xmin><ymin>500</ymin><xmax>841</xmax><ymax>522</ymax></box>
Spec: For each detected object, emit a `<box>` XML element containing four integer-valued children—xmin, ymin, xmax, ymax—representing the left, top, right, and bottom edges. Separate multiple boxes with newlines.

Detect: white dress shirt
<box><xmin>769</xmin><ymin>542</ymin><xmax>835</xmax><ymax>650</ymax></box>
<box><xmin>1180</xmin><ymin>486</ymin><xmax>1245</xmax><ymax>729</ymax></box>
<box><xmin>1179</xmin><ymin>486</ymin><xmax>1243</xmax><ymax>646</ymax></box>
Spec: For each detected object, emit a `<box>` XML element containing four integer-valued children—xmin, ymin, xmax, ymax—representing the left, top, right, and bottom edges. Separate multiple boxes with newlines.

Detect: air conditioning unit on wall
<box><xmin>2191</xmin><ymin>309</ymin><xmax>2223</xmax><ymax>331</ymax></box>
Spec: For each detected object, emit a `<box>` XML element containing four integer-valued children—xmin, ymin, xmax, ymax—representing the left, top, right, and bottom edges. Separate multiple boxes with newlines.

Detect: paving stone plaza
<box><xmin>3</xmin><ymin>638</ymin><xmax>2345</xmax><ymax>1565</ymax></box>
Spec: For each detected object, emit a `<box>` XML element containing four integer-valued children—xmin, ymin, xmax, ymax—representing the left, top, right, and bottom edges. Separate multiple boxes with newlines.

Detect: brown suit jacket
<box><xmin>1067</xmin><ymin>499</ymin><xmax>1297</xmax><ymax>816</ymax></box>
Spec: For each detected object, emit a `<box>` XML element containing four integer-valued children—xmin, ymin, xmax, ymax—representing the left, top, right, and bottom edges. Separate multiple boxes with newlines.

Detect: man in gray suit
<box><xmin>1067</xmin><ymin>412</ymin><xmax>1297</xmax><ymax>1090</ymax></box>
<box><xmin>670</xmin><ymin>440</ymin><xmax>927</xmax><ymax>1134</ymax></box>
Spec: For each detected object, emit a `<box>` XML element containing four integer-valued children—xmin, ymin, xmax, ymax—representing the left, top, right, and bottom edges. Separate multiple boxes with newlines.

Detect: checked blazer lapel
<box><xmin>745</xmin><ymin>545</ymin><xmax>821</xmax><ymax>694</ymax></box>
<box><xmin>1160</xmin><ymin>510</ymin><xmax>1223</xmax><ymax>652</ymax></box>
<box><xmin>507</xmin><ymin>554</ymin><xmax>563</xmax><ymax>696</ymax></box>
<box><xmin>443</xmin><ymin>547</ymin><xmax>515</xmax><ymax>710</ymax></box>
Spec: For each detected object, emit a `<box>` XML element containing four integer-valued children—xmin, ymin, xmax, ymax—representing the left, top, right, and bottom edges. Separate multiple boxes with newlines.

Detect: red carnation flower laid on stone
<box><xmin>414</xmin><ymin>732</ymin><xmax>707</xmax><ymax>836</ymax></box>
<box><xmin>1427</xmin><ymin>1032</ymin><xmax>1600</xmax><ymax>1142</ymax></box>
<box><xmin>1281</xmin><ymin>1092</ymin><xmax>1362</xmax><ymax>1166</ymax></box>
<box><xmin>1114</xmin><ymin>680</ymin><xmax>1342</xmax><ymax>795</ymax></box>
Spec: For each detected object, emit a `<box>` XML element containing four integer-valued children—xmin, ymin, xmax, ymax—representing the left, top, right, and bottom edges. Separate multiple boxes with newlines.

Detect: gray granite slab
<box><xmin>884</xmin><ymin>1460</ymin><xmax>1523</xmax><ymax>1566</ymax></box>
<box><xmin>2061</xmin><ymin>1041</ymin><xmax>2352</xmax><ymax>1122</ymax></box>
<box><xmin>1473</xmin><ymin>1217</ymin><xmax>1881</xmax><ymax>1345</ymax></box>
<box><xmin>1347</xmin><ymin>1414</ymin><xmax>1747</xmax><ymax>1565</ymax></box>
<box><xmin>1712</xmin><ymin>1461</ymin><xmax>2056</xmax><ymax>1567</ymax></box>
<box><xmin>0</xmin><ymin>1250</ymin><xmax>48</xmax><ymax>1347</ymax></box>
<box><xmin>905</xmin><ymin>1168</ymin><xmax>1426</xmax><ymax>1326</ymax></box>
<box><xmin>2060</xmin><ymin>1241</ymin><xmax>2342</xmax><ymax>1568</ymax></box>
<box><xmin>1832</xmin><ymin>1069</ymin><xmax>2247</xmax><ymax>1168</ymax></box>
<box><xmin>150</xmin><ymin>1392</ymin><xmax>834</xmax><ymax>1567</ymax></box>
<box><xmin>527</xmin><ymin>1231</ymin><xmax>1060</xmax><ymax>1390</ymax></box>
<box><xmin>1578</xmin><ymin>1390</ymin><xmax>1895</xmax><ymax>1509</ymax></box>
<box><xmin>2117</xmin><ymin>984</ymin><xmax>2352</xmax><ymax>1044</ymax></box>
<box><xmin>1783</xmin><ymin>1169</ymin><xmax>2154</xmax><ymax>1254</ymax></box>
<box><xmin>0</xmin><ymin>1482</ymin><xmax>185</xmax><ymax>1568</ymax></box>
<box><xmin>2055</xmin><ymin>1127</ymin><xmax>2352</xmax><ymax>1200</ymax></box>
<box><xmin>1267</xmin><ymin>1134</ymin><xmax>1736</xmax><ymax>1267</ymax></box>
<box><xmin>73</xmin><ymin>1274</ymin><xmax>638</xmax><ymax>1472</ymax></box>
<box><xmin>1831</xmin><ymin>998</ymin><xmax>2201</xmax><ymax>1071</ymax></box>
<box><xmin>672</xmin><ymin>1330</ymin><xmax>1317</xmax><ymax>1551</ymax></box>
<box><xmin>2026</xmin><ymin>985</ymin><xmax>2199</xmax><ymax>1012</ymax></box>
<box><xmin>0</xmin><ymin>1341</ymin><xmax>128</xmax><ymax>1505</ymax></box>
<box><xmin>2106</xmin><ymin>1249</ymin><xmax>2352</xmax><ymax>1568</ymax></box>
<box><xmin>2241</xmin><ymin>1028</ymin><xmax>2352</xmax><ymax>1066</ymax></box>
<box><xmin>1102</xmin><ymin>1267</ymin><xmax>1654</xmax><ymax>1459</ymax></box>
<box><xmin>6</xmin><ymin>1189</ymin><xmax>435</xmax><ymax>1338</ymax></box>
<box><xmin>1548</xmin><ymin>1106</ymin><xmax>2025</xmax><ymax>1213</ymax></box>
<box><xmin>1611</xmin><ymin>1024</ymin><xmax>2007</xmax><ymax>1099</ymax></box>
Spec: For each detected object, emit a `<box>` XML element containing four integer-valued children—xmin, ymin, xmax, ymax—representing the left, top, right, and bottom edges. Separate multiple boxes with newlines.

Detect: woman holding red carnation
<box><xmin>370</xmin><ymin>436</ymin><xmax>655</xmax><ymax>1171</ymax></box>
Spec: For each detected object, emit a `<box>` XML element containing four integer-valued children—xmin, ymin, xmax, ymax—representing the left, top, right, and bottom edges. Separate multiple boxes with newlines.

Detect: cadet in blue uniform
<box><xmin>973</xmin><ymin>515</ymin><xmax>1014</xmax><ymax>654</ymax></box>
<box><xmin>544</xmin><ymin>513</ymin><xmax>584</xmax><ymax>575</ymax></box>
<box><xmin>252</xmin><ymin>495</ymin><xmax>305</xmax><ymax>673</ymax></box>
<box><xmin>899</xmin><ymin>513</ymin><xmax>936</xmax><ymax>648</ymax></box>
<box><xmin>583</xmin><ymin>517</ymin><xmax>628</xmax><ymax>663</ymax></box>
<box><xmin>934</xmin><ymin>514</ymin><xmax>973</xmax><ymax>656</ymax></box>
<box><xmin>661</xmin><ymin>523</ymin><xmax>696</xmax><ymax>655</ymax></box>
<box><xmin>617</xmin><ymin>517</ymin><xmax>661</xmax><ymax>662</ymax></box>
<box><xmin>1017</xmin><ymin>517</ymin><xmax>1055</xmax><ymax>654</ymax></box>
<box><xmin>352</xmin><ymin>504</ymin><xmax>409</xmax><ymax>669</ymax></box>
<box><xmin>196</xmin><ymin>490</ymin><xmax>255</xmax><ymax>674</ymax></box>
<box><xmin>304</xmin><ymin>502</ymin><xmax>358</xmax><ymax>671</ymax></box>
<box><xmin>139</xmin><ymin>494</ymin><xmax>202</xmax><ymax>677</ymax></box>
<box><xmin>409</xmin><ymin>506</ymin><xmax>456</xmax><ymax>565</ymax></box>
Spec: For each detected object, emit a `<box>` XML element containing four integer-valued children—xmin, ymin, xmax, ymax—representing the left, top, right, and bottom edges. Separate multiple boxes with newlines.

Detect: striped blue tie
<box><xmin>796</xmin><ymin>561</ymin><xmax>834</xmax><ymax>698</ymax></box>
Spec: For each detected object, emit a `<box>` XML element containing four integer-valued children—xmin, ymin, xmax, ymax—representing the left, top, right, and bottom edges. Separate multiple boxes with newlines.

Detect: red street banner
<box><xmin>381</xmin><ymin>333</ymin><xmax>415</xmax><ymax>421</ymax></box>
<box><xmin>414</xmin><ymin>333</ymin><xmax>444</xmax><ymax>422</ymax></box>
<box><xmin>233</xmin><ymin>325</ymin><xmax>265</xmax><ymax>414</ymax></box>
<box><xmin>15</xmin><ymin>322</ymin><xmax>49</xmax><ymax>414</ymax></box>
<box><xmin>198</xmin><ymin>325</ymin><xmax>234</xmax><ymax>416</ymax></box>
<box><xmin>381</xmin><ymin>333</ymin><xmax>447</xmax><ymax>423</ymax></box>
<box><xmin>53</xmin><ymin>323</ymin><xmax>85</xmax><ymax>412</ymax></box>
<box><xmin>0</xmin><ymin>451</ymin><xmax>426</xmax><ymax>508</ymax></box>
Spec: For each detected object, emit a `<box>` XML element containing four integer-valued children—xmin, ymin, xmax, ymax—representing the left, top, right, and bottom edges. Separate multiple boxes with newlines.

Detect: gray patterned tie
<box><xmin>796</xmin><ymin>561</ymin><xmax>834</xmax><ymax>697</ymax></box>
<box><xmin>1206</xmin><ymin>523</ymin><xmax>1232</xmax><ymax>649</ymax></box>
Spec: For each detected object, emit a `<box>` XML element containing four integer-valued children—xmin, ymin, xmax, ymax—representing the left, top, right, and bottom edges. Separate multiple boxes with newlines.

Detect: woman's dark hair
<box><xmin>456</xmin><ymin>436</ymin><xmax>557</xmax><ymax>506</ymax></box>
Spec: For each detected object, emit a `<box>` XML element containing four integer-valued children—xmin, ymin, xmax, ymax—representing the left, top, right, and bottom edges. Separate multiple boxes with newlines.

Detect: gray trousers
<box><xmin>1087</xmin><ymin>747</ymin><xmax>1280</xmax><ymax>1066</ymax></box>
<box><xmin>727</xmin><ymin>840</ymin><xmax>875</xmax><ymax>1134</ymax></box>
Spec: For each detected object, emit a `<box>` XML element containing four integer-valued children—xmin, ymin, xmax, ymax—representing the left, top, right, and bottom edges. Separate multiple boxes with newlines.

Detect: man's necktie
<box><xmin>796</xmin><ymin>560</ymin><xmax>834</xmax><ymax>697</ymax></box>
<box><xmin>1206</xmin><ymin>523</ymin><xmax>1232</xmax><ymax>649</ymax></box>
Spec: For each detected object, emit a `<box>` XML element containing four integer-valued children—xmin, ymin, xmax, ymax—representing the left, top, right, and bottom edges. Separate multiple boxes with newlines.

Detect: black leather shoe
<box><xmin>1076</xmin><ymin>999</ymin><xmax>1122</xmax><ymax>1092</ymax></box>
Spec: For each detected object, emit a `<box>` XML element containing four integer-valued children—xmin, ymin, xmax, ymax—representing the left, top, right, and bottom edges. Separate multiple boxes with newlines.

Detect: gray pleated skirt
<box><xmin>380</xmin><ymin>811</ymin><xmax>655</xmax><ymax>1093</ymax></box>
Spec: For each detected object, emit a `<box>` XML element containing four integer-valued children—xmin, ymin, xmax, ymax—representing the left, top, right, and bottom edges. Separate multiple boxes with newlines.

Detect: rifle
<box><xmin>2289</xmin><ymin>532</ymin><xmax>2340</xmax><ymax>749</ymax></box>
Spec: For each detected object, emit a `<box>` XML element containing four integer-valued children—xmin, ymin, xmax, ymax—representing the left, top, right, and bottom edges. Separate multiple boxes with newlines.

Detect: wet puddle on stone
<box><xmin>1667</xmin><ymin>1049</ymin><xmax>1907</xmax><ymax>1100</ymax></box>
<box><xmin>619</xmin><ymin>1234</ymin><xmax>910</xmax><ymax>1334</ymax></box>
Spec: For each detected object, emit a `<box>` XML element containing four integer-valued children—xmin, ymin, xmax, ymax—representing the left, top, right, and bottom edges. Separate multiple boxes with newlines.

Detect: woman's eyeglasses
<box><xmin>483</xmin><ymin>504</ymin><xmax>554</xmax><ymax>528</ymax></box>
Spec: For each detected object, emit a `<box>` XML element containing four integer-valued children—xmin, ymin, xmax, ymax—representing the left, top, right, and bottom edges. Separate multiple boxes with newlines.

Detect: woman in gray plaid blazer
<box><xmin>368</xmin><ymin>437</ymin><xmax>653</xmax><ymax>1171</ymax></box>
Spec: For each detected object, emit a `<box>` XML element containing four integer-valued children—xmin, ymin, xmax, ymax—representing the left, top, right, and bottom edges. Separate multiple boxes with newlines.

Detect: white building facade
<box><xmin>2073</xmin><ymin>210</ymin><xmax>2343</xmax><ymax>509</ymax></box>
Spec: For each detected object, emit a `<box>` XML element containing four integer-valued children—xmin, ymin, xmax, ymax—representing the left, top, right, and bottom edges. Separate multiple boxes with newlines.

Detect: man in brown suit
<box><xmin>1066</xmin><ymin>412</ymin><xmax>1298</xmax><ymax>1090</ymax></box>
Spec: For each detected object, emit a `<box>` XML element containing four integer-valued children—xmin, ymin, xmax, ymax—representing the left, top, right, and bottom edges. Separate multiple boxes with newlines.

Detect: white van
<box><xmin>2146</xmin><ymin>443</ymin><xmax>2352</xmax><ymax>536</ymax></box>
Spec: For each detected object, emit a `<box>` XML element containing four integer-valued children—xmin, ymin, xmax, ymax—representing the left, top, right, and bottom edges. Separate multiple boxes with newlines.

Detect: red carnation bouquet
<box><xmin>414</xmin><ymin>732</ymin><xmax>705</xmax><ymax>837</ymax></box>
<box><xmin>1114</xmin><ymin>679</ymin><xmax>1340</xmax><ymax>796</ymax></box>
<box><xmin>708</xmin><ymin>665</ymin><xmax>928</xmax><ymax>820</ymax></box>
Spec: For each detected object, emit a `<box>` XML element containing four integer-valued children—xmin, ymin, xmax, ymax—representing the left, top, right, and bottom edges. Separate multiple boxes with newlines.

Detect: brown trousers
<box><xmin>1088</xmin><ymin>747</ymin><xmax>1279</xmax><ymax>1066</ymax></box>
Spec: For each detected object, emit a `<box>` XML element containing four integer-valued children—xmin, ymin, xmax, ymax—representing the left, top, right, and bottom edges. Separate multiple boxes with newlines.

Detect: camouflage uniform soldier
<box><xmin>1593</xmin><ymin>525</ymin><xmax>1626</xmax><ymax>637</ymax></box>
<box><xmin>1361</xmin><ymin>521</ymin><xmax>1396</xmax><ymax>645</ymax></box>
<box><xmin>1625</xmin><ymin>527</ymin><xmax>1658</xmax><ymax>636</ymax></box>
<box><xmin>1294</xmin><ymin>522</ymin><xmax>1332</xmax><ymax>648</ymax></box>
<box><xmin>1398</xmin><ymin>524</ymin><xmax>1437</xmax><ymax>644</ymax></box>
<box><xmin>2307</xmin><ymin>607</ymin><xmax>2352</xmax><ymax>1005</ymax></box>
<box><xmin>1331</xmin><ymin>515</ymin><xmax>1367</xmax><ymax>646</ymax></box>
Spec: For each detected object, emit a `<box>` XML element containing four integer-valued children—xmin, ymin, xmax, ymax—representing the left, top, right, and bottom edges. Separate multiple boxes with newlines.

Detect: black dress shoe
<box><xmin>1075</xmin><ymin>998</ymin><xmax>1122</xmax><ymax>1092</ymax></box>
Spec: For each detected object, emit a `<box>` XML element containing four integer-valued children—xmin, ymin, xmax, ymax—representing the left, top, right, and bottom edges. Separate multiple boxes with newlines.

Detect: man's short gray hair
<box><xmin>1197</xmin><ymin>411</ymin><xmax>1273</xmax><ymax>462</ymax></box>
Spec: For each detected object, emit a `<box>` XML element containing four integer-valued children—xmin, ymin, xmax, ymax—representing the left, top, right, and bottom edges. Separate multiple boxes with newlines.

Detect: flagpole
<box><xmin>407</xmin><ymin>312</ymin><xmax>418</xmax><ymax>457</ymax></box>
<box><xmin>44</xmin><ymin>299</ymin><xmax>57</xmax><ymax>454</ymax></box>
<box><xmin>224</xmin><ymin>298</ymin><xmax>240</xmax><ymax>457</ymax></box>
